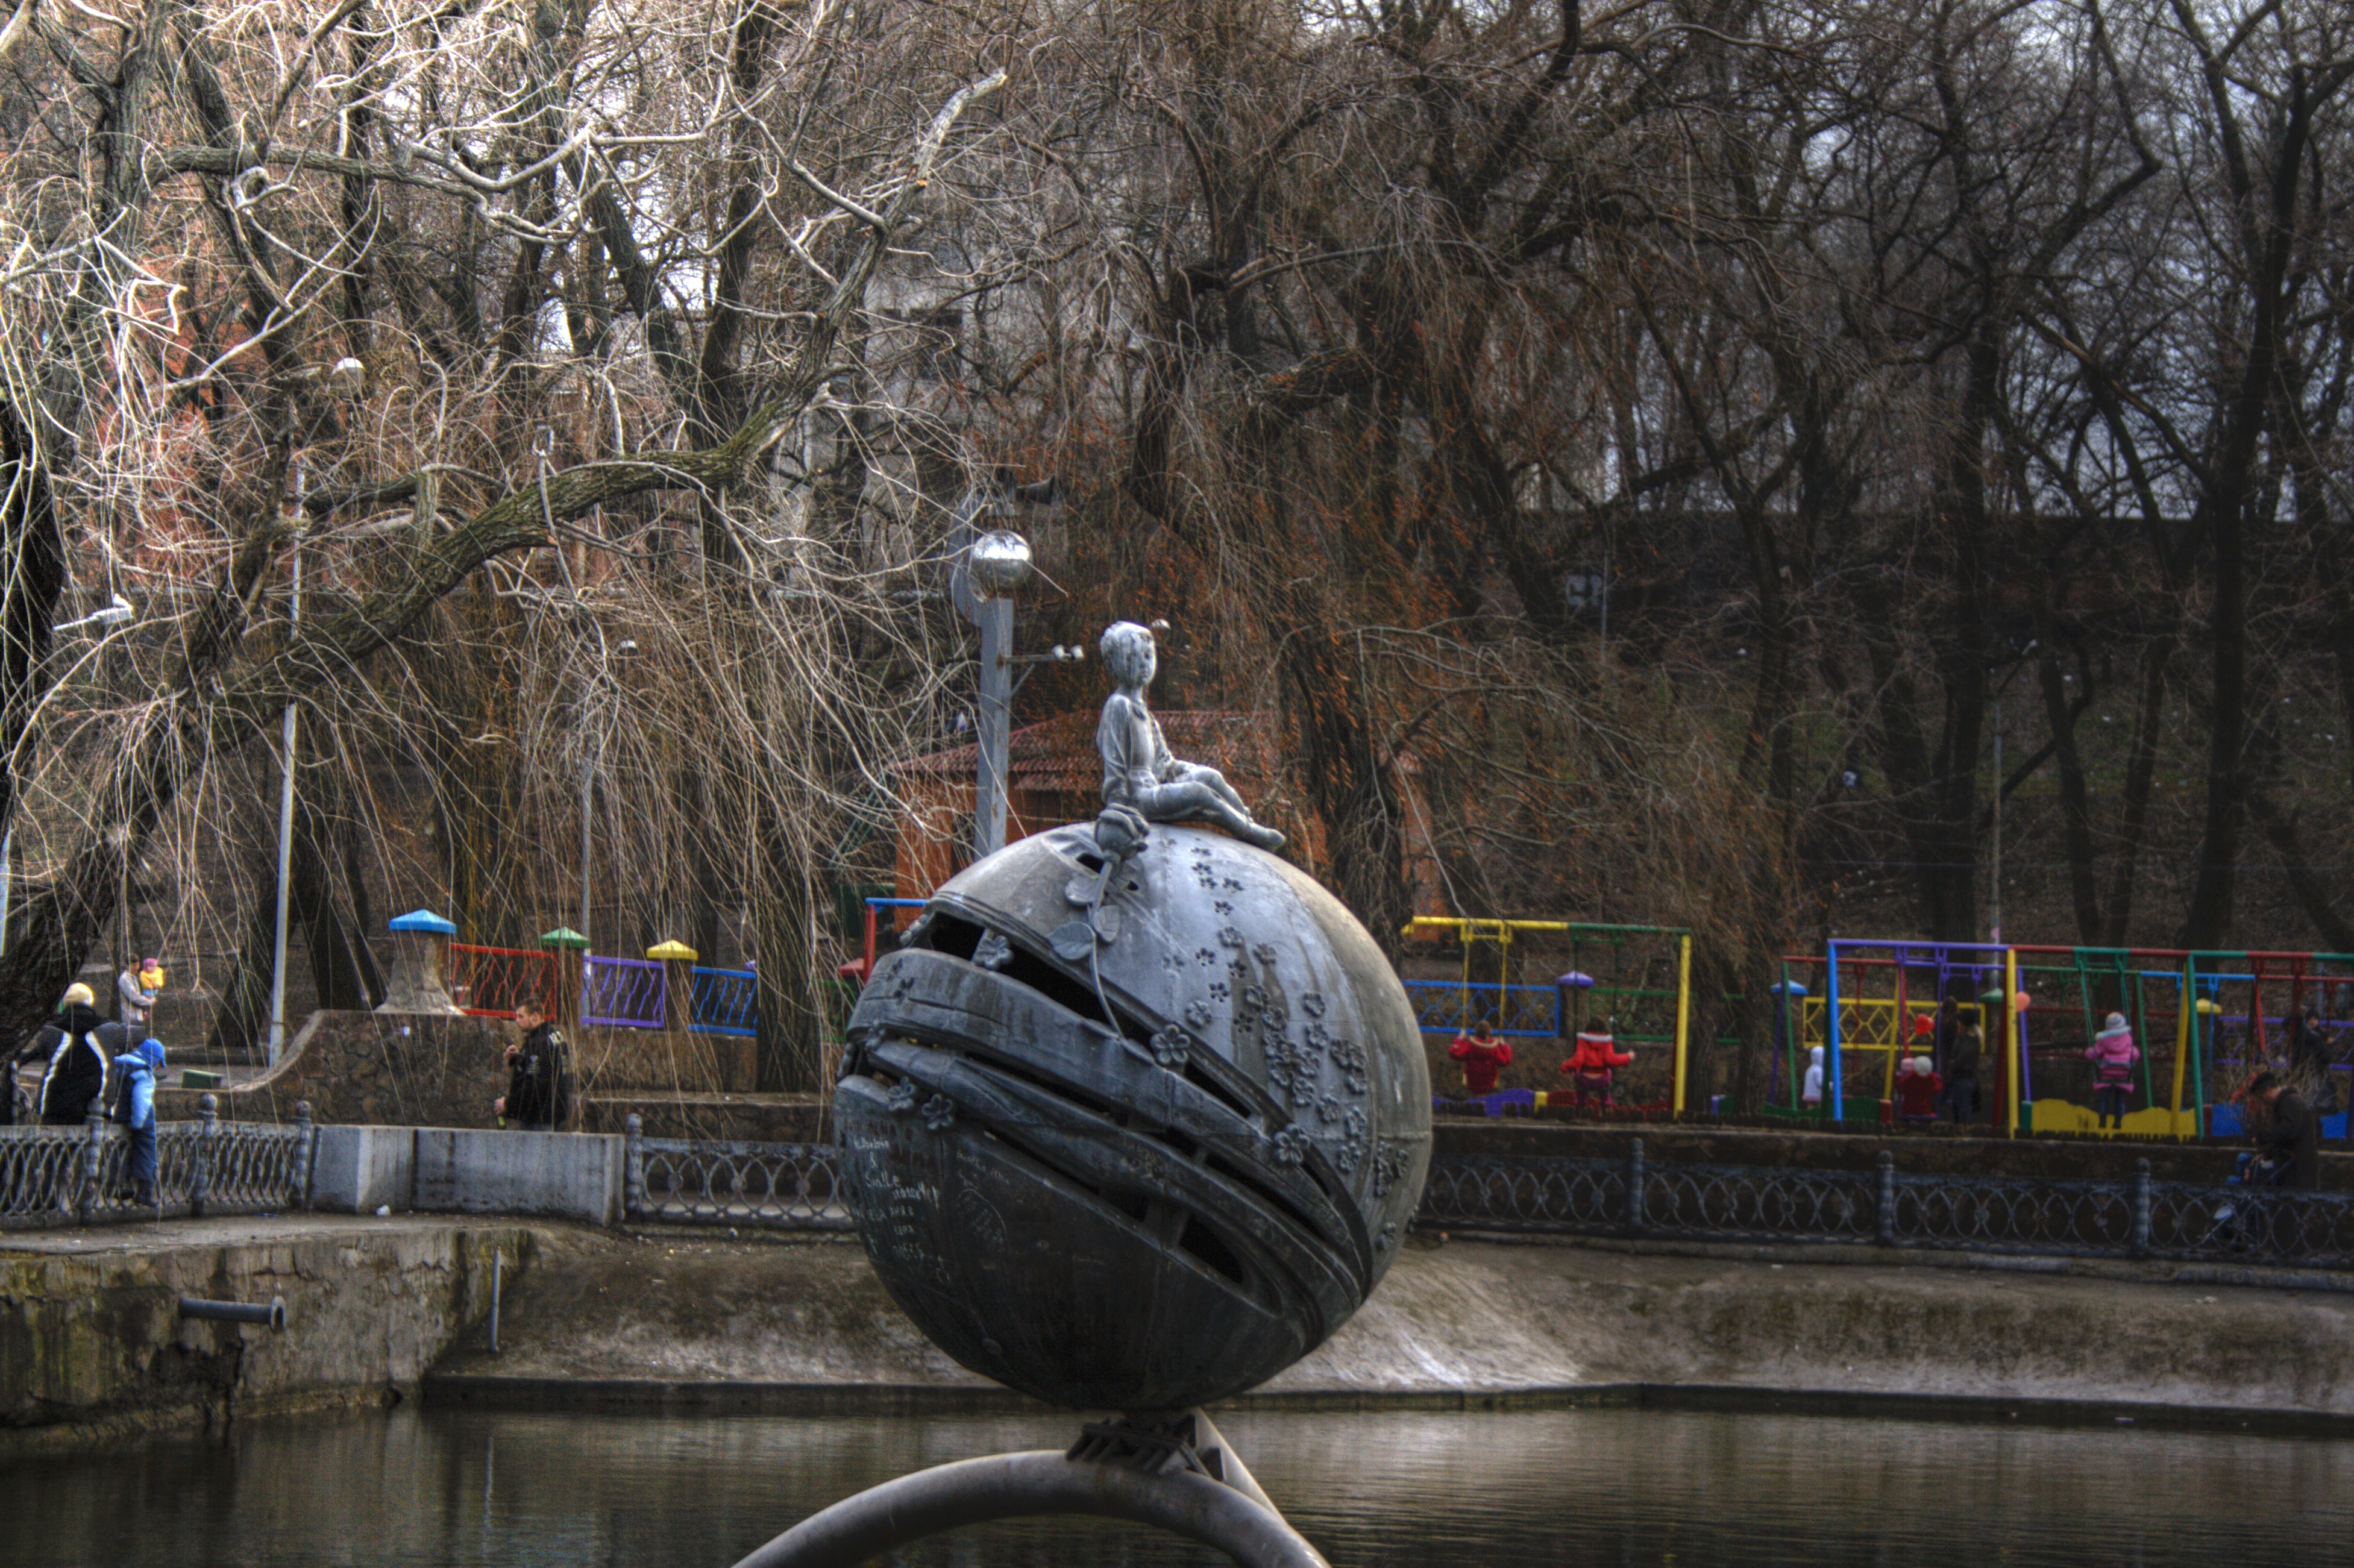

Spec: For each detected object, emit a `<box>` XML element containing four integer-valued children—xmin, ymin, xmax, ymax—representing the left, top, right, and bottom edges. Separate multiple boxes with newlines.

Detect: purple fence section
<box><xmin>584</xmin><ymin>955</ymin><xmax>666</xmax><ymax>1029</ymax></box>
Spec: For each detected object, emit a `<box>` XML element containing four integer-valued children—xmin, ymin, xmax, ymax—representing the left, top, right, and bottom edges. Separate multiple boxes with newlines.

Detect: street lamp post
<box><xmin>947</xmin><ymin>481</ymin><xmax>1065</xmax><ymax>859</ymax></box>
<box><xmin>266</xmin><ymin>462</ymin><xmax>306</xmax><ymax>1065</ymax></box>
<box><xmin>1988</xmin><ymin>639</ymin><xmax>2038</xmax><ymax>944</ymax></box>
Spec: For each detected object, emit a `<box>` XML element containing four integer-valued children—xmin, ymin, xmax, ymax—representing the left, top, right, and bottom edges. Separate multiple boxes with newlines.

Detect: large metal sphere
<box><xmin>836</xmin><ymin>823</ymin><xmax>1431</xmax><ymax>1410</ymax></box>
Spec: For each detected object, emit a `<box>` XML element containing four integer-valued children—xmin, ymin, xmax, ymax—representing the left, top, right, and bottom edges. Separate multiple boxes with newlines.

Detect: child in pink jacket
<box><xmin>2085</xmin><ymin>1012</ymin><xmax>2139</xmax><ymax>1129</ymax></box>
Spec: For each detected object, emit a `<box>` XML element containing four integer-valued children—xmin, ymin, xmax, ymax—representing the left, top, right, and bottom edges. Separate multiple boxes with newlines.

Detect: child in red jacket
<box><xmin>1561</xmin><ymin>1022</ymin><xmax>1634</xmax><ymax>1107</ymax></box>
<box><xmin>1448</xmin><ymin>1018</ymin><xmax>1513</xmax><ymax>1095</ymax></box>
<box><xmin>1894</xmin><ymin>1055</ymin><xmax>1943</xmax><ymax>1122</ymax></box>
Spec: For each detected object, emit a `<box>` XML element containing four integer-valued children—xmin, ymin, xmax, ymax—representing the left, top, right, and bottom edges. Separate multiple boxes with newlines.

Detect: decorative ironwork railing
<box><xmin>688</xmin><ymin>967</ymin><xmax>758</xmax><ymax>1036</ymax></box>
<box><xmin>449</xmin><ymin>944</ymin><xmax>557</xmax><ymax>1019</ymax></box>
<box><xmin>0</xmin><ymin>1097</ymin><xmax>315</xmax><ymax>1229</ymax></box>
<box><xmin>1405</xmin><ymin>980</ymin><xmax>1562</xmax><ymax>1038</ymax></box>
<box><xmin>623</xmin><ymin>1115</ymin><xmax>849</xmax><ymax>1228</ymax></box>
<box><xmin>1419</xmin><ymin>1144</ymin><xmax>2354</xmax><ymax>1269</ymax></box>
<box><xmin>583</xmin><ymin>955</ymin><xmax>666</xmax><ymax>1028</ymax></box>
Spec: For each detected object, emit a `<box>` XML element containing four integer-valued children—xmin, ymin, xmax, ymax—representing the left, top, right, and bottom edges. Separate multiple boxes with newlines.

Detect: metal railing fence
<box><xmin>448</xmin><ymin>944</ymin><xmax>557</xmax><ymax>1019</ymax></box>
<box><xmin>583</xmin><ymin>955</ymin><xmax>666</xmax><ymax>1028</ymax></box>
<box><xmin>688</xmin><ymin>967</ymin><xmax>758</xmax><ymax>1036</ymax></box>
<box><xmin>623</xmin><ymin>1114</ymin><xmax>849</xmax><ymax>1228</ymax></box>
<box><xmin>1420</xmin><ymin>1143</ymin><xmax>2354</xmax><ymax>1269</ymax></box>
<box><xmin>0</xmin><ymin>1097</ymin><xmax>315</xmax><ymax>1229</ymax></box>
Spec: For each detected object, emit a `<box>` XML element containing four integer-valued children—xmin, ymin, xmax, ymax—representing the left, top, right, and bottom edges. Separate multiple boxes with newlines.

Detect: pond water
<box><xmin>7</xmin><ymin>1404</ymin><xmax>2347</xmax><ymax>1567</ymax></box>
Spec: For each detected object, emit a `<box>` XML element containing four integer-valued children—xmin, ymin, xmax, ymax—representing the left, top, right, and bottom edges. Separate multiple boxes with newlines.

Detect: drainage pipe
<box><xmin>178</xmin><ymin>1296</ymin><xmax>287</xmax><ymax>1331</ymax></box>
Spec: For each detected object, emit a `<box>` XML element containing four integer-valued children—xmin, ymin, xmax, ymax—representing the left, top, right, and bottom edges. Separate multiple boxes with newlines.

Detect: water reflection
<box><xmin>7</xmin><ymin>1404</ymin><xmax>2347</xmax><ymax>1566</ymax></box>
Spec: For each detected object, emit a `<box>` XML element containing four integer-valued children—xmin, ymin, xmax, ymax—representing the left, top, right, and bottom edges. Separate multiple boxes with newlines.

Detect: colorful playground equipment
<box><xmin>1778</xmin><ymin>939</ymin><xmax>2354</xmax><ymax>1138</ymax></box>
<box><xmin>1401</xmin><ymin>917</ymin><xmax>1697</xmax><ymax>1112</ymax></box>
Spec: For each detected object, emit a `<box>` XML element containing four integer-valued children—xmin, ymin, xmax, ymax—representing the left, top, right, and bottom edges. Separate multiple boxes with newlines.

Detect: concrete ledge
<box><xmin>413</xmin><ymin>1130</ymin><xmax>622</xmax><ymax>1225</ymax></box>
<box><xmin>424</xmin><ymin>1375</ymin><xmax>1041</xmax><ymax>1416</ymax></box>
<box><xmin>309</xmin><ymin>1126</ymin><xmax>416</xmax><ymax>1214</ymax></box>
<box><xmin>416</xmin><ymin>1373</ymin><xmax>2354</xmax><ymax>1438</ymax></box>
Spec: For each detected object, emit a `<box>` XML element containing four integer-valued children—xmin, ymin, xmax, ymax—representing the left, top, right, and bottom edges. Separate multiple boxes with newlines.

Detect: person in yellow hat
<box><xmin>32</xmin><ymin>983</ymin><xmax>116</xmax><ymax>1125</ymax></box>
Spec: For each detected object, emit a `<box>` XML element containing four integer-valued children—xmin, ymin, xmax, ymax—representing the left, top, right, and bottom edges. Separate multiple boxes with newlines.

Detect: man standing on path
<box><xmin>2249</xmin><ymin>1072</ymin><xmax>2320</xmax><ymax>1191</ymax></box>
<box><xmin>495</xmin><ymin>1000</ymin><xmax>574</xmax><ymax>1131</ymax></box>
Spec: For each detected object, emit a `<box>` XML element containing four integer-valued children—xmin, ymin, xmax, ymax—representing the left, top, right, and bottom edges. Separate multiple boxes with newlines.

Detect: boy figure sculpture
<box><xmin>1096</xmin><ymin>621</ymin><xmax>1284</xmax><ymax>851</ymax></box>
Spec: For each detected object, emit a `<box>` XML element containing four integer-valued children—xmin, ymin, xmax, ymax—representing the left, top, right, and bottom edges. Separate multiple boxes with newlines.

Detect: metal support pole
<box><xmin>0</xmin><ymin>826</ymin><xmax>12</xmax><ymax>954</ymax></box>
<box><xmin>1990</xmin><ymin>695</ymin><xmax>2003</xmax><ymax>944</ymax></box>
<box><xmin>78</xmin><ymin>1111</ymin><xmax>105</xmax><ymax>1223</ymax></box>
<box><xmin>976</xmin><ymin>595</ymin><xmax>1012</xmax><ymax>856</ymax></box>
<box><xmin>1671</xmin><ymin>933</ymin><xmax>1692</xmax><ymax>1115</ymax></box>
<box><xmin>2131</xmin><ymin>1158</ymin><xmax>2152</xmax><ymax>1258</ymax></box>
<box><xmin>191</xmin><ymin>1093</ymin><xmax>216</xmax><ymax>1217</ymax></box>
<box><xmin>2004</xmin><ymin>947</ymin><xmax>2023</xmax><ymax>1137</ymax></box>
<box><xmin>1827</xmin><ymin>939</ymin><xmax>1845</xmax><ymax>1121</ymax></box>
<box><xmin>1875</xmin><ymin>1149</ymin><xmax>1895</xmax><ymax>1246</ymax></box>
<box><xmin>624</xmin><ymin>1111</ymin><xmax>646</xmax><ymax>1217</ymax></box>
<box><xmin>267</xmin><ymin>489</ymin><xmax>304</xmax><ymax>1068</ymax></box>
<box><xmin>292</xmin><ymin>1100</ymin><xmax>316</xmax><ymax>1208</ymax></box>
<box><xmin>580</xmin><ymin>755</ymin><xmax>593</xmax><ymax>949</ymax></box>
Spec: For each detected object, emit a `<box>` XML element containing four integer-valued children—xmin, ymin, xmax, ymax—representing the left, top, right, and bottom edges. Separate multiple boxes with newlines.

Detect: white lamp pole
<box><xmin>266</xmin><ymin>462</ymin><xmax>304</xmax><ymax>1065</ymax></box>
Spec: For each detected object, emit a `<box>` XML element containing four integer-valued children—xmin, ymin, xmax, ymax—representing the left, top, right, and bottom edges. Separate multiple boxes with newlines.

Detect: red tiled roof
<box><xmin>896</xmin><ymin>709</ymin><xmax>1279</xmax><ymax>793</ymax></box>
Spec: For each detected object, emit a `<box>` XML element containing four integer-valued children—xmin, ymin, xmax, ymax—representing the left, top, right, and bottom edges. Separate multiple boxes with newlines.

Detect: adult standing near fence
<box><xmin>2249</xmin><ymin>1073</ymin><xmax>2320</xmax><ymax>1192</ymax></box>
<box><xmin>1944</xmin><ymin>1022</ymin><xmax>1983</xmax><ymax>1126</ymax></box>
<box><xmin>34</xmin><ymin>983</ymin><xmax>116</xmax><ymax>1126</ymax></box>
<box><xmin>495</xmin><ymin>1000</ymin><xmax>575</xmax><ymax>1132</ymax></box>
<box><xmin>116</xmin><ymin>958</ymin><xmax>163</xmax><ymax>1032</ymax></box>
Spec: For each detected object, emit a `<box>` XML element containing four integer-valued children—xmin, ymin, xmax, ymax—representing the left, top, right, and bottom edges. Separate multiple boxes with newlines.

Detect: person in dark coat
<box><xmin>1944</xmin><ymin>1021</ymin><xmax>1983</xmax><ymax>1126</ymax></box>
<box><xmin>495</xmin><ymin>1001</ymin><xmax>574</xmax><ymax>1131</ymax></box>
<box><xmin>2250</xmin><ymin>1073</ymin><xmax>2321</xmax><ymax>1191</ymax></box>
<box><xmin>34</xmin><ymin>983</ymin><xmax>118</xmax><ymax>1125</ymax></box>
<box><xmin>2285</xmin><ymin>1009</ymin><xmax>2340</xmax><ymax>1122</ymax></box>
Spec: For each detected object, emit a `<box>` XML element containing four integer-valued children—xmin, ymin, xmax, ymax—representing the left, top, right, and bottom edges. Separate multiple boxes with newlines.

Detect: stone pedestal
<box><xmin>378</xmin><ymin>909</ymin><xmax>463</xmax><ymax>1014</ymax></box>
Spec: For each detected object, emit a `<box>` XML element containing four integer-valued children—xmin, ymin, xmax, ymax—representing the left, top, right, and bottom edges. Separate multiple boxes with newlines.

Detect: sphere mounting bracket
<box><xmin>723</xmin><ymin>1408</ymin><xmax>1329</xmax><ymax>1568</ymax></box>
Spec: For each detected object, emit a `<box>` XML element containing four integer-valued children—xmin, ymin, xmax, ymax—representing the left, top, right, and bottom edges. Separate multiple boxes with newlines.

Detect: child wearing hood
<box><xmin>1894</xmin><ymin>1055</ymin><xmax>1943</xmax><ymax>1121</ymax></box>
<box><xmin>1448</xmin><ymin>1018</ymin><xmax>1513</xmax><ymax>1096</ymax></box>
<box><xmin>1802</xmin><ymin>1045</ymin><xmax>1825</xmax><ymax>1111</ymax></box>
<box><xmin>2085</xmin><ymin>1012</ymin><xmax>2139</xmax><ymax>1129</ymax></box>
<box><xmin>111</xmin><ymin>1036</ymin><xmax>167</xmax><ymax>1206</ymax></box>
<box><xmin>1560</xmin><ymin>1021</ymin><xmax>1635</xmax><ymax>1108</ymax></box>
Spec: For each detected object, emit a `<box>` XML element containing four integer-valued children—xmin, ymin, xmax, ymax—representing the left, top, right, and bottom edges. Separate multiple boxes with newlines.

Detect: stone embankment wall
<box><xmin>0</xmin><ymin>1217</ymin><xmax>542</xmax><ymax>1453</ymax></box>
<box><xmin>425</xmin><ymin>1232</ymin><xmax>2354</xmax><ymax>1430</ymax></box>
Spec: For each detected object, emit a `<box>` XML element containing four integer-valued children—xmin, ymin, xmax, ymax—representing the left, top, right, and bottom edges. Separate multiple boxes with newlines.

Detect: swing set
<box><xmin>1780</xmin><ymin>939</ymin><xmax>2354</xmax><ymax>1137</ymax></box>
<box><xmin>1401</xmin><ymin>917</ymin><xmax>1697</xmax><ymax>1112</ymax></box>
<box><xmin>1776</xmin><ymin>941</ymin><xmax>2013</xmax><ymax>1123</ymax></box>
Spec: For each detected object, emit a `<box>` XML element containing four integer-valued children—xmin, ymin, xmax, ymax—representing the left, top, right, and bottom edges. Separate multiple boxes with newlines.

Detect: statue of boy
<box><xmin>1096</xmin><ymin>621</ymin><xmax>1284</xmax><ymax>851</ymax></box>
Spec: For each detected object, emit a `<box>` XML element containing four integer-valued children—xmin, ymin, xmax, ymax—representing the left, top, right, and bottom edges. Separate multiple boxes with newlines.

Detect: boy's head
<box><xmin>1099</xmin><ymin>621</ymin><xmax>1157</xmax><ymax>688</ymax></box>
<box><xmin>515</xmin><ymin>1001</ymin><xmax>547</xmax><ymax>1030</ymax></box>
<box><xmin>58</xmin><ymin>982</ymin><xmax>93</xmax><ymax>1011</ymax></box>
<box><xmin>1474</xmin><ymin>1016</ymin><xmax>1495</xmax><ymax>1036</ymax></box>
<box><xmin>2249</xmin><ymin>1071</ymin><xmax>2282</xmax><ymax>1102</ymax></box>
